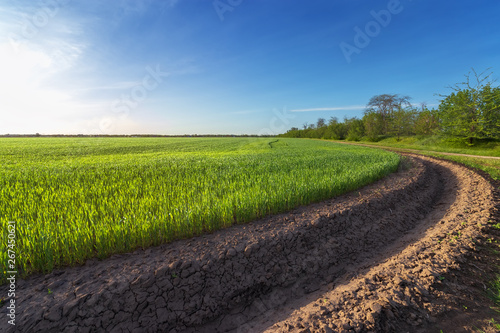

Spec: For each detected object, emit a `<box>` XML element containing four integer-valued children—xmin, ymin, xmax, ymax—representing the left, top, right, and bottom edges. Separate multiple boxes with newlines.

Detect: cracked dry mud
<box><xmin>0</xmin><ymin>154</ymin><xmax>497</xmax><ymax>333</ymax></box>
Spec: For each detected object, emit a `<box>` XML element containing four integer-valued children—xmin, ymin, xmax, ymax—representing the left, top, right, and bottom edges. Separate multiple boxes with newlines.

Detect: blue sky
<box><xmin>1</xmin><ymin>0</ymin><xmax>499</xmax><ymax>135</ymax></box>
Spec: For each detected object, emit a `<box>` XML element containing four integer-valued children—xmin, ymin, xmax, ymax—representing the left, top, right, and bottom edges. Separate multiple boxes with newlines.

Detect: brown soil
<box><xmin>0</xmin><ymin>155</ymin><xmax>498</xmax><ymax>333</ymax></box>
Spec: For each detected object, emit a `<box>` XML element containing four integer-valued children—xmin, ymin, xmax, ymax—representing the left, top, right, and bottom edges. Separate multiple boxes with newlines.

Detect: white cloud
<box><xmin>290</xmin><ymin>105</ymin><xmax>366</xmax><ymax>112</ymax></box>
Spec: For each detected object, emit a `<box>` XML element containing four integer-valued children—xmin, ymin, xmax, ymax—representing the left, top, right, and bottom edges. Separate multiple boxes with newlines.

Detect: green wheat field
<box><xmin>0</xmin><ymin>137</ymin><xmax>399</xmax><ymax>282</ymax></box>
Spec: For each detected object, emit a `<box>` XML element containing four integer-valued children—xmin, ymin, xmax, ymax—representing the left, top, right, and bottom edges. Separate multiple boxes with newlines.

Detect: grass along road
<box><xmin>334</xmin><ymin>140</ymin><xmax>500</xmax><ymax>160</ymax></box>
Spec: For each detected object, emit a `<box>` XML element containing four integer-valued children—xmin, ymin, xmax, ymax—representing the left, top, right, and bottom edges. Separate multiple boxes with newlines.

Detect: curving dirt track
<box><xmin>0</xmin><ymin>154</ymin><xmax>498</xmax><ymax>333</ymax></box>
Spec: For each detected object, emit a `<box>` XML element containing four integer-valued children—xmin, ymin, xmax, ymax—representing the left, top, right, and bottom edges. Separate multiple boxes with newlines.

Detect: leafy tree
<box><xmin>316</xmin><ymin>118</ymin><xmax>326</xmax><ymax>128</ymax></box>
<box><xmin>345</xmin><ymin>117</ymin><xmax>365</xmax><ymax>141</ymax></box>
<box><xmin>438</xmin><ymin>69</ymin><xmax>500</xmax><ymax>143</ymax></box>
<box><xmin>480</xmin><ymin>84</ymin><xmax>500</xmax><ymax>139</ymax></box>
<box><xmin>388</xmin><ymin>106</ymin><xmax>417</xmax><ymax>140</ymax></box>
<box><xmin>328</xmin><ymin>117</ymin><xmax>339</xmax><ymax>126</ymax></box>
<box><xmin>366</xmin><ymin>94</ymin><xmax>412</xmax><ymax>134</ymax></box>
<box><xmin>414</xmin><ymin>105</ymin><xmax>439</xmax><ymax>135</ymax></box>
<box><xmin>362</xmin><ymin>111</ymin><xmax>384</xmax><ymax>141</ymax></box>
<box><xmin>323</xmin><ymin>117</ymin><xmax>347</xmax><ymax>140</ymax></box>
<box><xmin>311</xmin><ymin>118</ymin><xmax>327</xmax><ymax>138</ymax></box>
<box><xmin>331</xmin><ymin>122</ymin><xmax>348</xmax><ymax>140</ymax></box>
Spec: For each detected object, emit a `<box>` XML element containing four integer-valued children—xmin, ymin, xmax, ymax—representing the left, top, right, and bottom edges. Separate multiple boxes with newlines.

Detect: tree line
<box><xmin>280</xmin><ymin>69</ymin><xmax>500</xmax><ymax>144</ymax></box>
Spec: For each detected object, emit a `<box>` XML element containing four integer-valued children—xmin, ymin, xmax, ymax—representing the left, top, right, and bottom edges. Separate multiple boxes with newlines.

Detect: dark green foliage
<box><xmin>388</xmin><ymin>106</ymin><xmax>417</xmax><ymax>141</ymax></box>
<box><xmin>438</xmin><ymin>69</ymin><xmax>500</xmax><ymax>143</ymax></box>
<box><xmin>414</xmin><ymin>106</ymin><xmax>440</xmax><ymax>135</ymax></box>
<box><xmin>362</xmin><ymin>111</ymin><xmax>385</xmax><ymax>140</ymax></box>
<box><xmin>281</xmin><ymin>117</ymin><xmax>350</xmax><ymax>140</ymax></box>
<box><xmin>345</xmin><ymin>117</ymin><xmax>365</xmax><ymax>141</ymax></box>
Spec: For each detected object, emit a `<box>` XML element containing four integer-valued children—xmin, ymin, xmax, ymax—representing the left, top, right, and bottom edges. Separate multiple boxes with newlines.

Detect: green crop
<box><xmin>0</xmin><ymin>137</ymin><xmax>399</xmax><ymax>282</ymax></box>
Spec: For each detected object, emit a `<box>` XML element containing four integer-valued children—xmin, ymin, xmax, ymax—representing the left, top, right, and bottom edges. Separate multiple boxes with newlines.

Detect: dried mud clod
<box><xmin>0</xmin><ymin>155</ymin><xmax>496</xmax><ymax>333</ymax></box>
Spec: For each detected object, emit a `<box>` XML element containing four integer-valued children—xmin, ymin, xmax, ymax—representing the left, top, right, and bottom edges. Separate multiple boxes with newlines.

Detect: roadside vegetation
<box><xmin>347</xmin><ymin>135</ymin><xmax>500</xmax><ymax>157</ymax></box>
<box><xmin>0</xmin><ymin>137</ymin><xmax>399</xmax><ymax>282</ymax></box>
